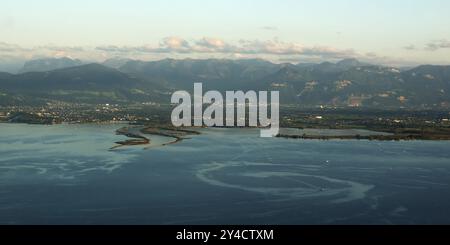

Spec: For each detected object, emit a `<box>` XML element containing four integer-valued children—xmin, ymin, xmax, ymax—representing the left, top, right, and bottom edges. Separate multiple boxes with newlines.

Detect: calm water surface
<box><xmin>1</xmin><ymin>123</ymin><xmax>450</xmax><ymax>224</ymax></box>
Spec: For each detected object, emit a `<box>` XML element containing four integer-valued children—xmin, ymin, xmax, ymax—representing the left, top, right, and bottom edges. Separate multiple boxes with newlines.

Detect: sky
<box><xmin>1</xmin><ymin>0</ymin><xmax>450</xmax><ymax>67</ymax></box>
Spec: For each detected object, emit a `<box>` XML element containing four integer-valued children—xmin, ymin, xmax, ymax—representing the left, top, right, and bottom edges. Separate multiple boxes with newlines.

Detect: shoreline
<box><xmin>112</xmin><ymin>126</ymin><xmax>201</xmax><ymax>149</ymax></box>
<box><xmin>140</xmin><ymin>126</ymin><xmax>201</xmax><ymax>146</ymax></box>
<box><xmin>276</xmin><ymin>127</ymin><xmax>450</xmax><ymax>141</ymax></box>
<box><xmin>111</xmin><ymin>127</ymin><xmax>150</xmax><ymax>149</ymax></box>
<box><xmin>2</xmin><ymin>121</ymin><xmax>450</xmax><ymax>142</ymax></box>
<box><xmin>276</xmin><ymin>134</ymin><xmax>450</xmax><ymax>141</ymax></box>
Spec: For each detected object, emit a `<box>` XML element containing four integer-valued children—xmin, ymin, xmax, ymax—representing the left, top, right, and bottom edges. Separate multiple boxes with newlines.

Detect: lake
<box><xmin>1</xmin><ymin>123</ymin><xmax>450</xmax><ymax>224</ymax></box>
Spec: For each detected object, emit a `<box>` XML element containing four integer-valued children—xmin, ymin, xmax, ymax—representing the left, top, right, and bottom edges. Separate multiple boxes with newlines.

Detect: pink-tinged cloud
<box><xmin>95</xmin><ymin>37</ymin><xmax>356</xmax><ymax>59</ymax></box>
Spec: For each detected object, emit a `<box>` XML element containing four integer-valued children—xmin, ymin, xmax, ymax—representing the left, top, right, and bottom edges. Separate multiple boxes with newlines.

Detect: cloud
<box><xmin>301</xmin><ymin>46</ymin><xmax>356</xmax><ymax>59</ymax></box>
<box><xmin>94</xmin><ymin>37</ymin><xmax>356</xmax><ymax>60</ymax></box>
<box><xmin>0</xmin><ymin>42</ymin><xmax>94</xmax><ymax>63</ymax></box>
<box><xmin>236</xmin><ymin>39</ymin><xmax>303</xmax><ymax>55</ymax></box>
<box><xmin>0</xmin><ymin>42</ymin><xmax>29</xmax><ymax>52</ymax></box>
<box><xmin>195</xmin><ymin>37</ymin><xmax>228</xmax><ymax>50</ymax></box>
<box><xmin>94</xmin><ymin>45</ymin><xmax>123</xmax><ymax>52</ymax></box>
<box><xmin>161</xmin><ymin>36</ymin><xmax>189</xmax><ymax>49</ymax></box>
<box><xmin>159</xmin><ymin>36</ymin><xmax>190</xmax><ymax>52</ymax></box>
<box><xmin>0</xmin><ymin>42</ymin><xmax>84</xmax><ymax>55</ymax></box>
<box><xmin>96</xmin><ymin>37</ymin><xmax>192</xmax><ymax>54</ymax></box>
<box><xmin>234</xmin><ymin>39</ymin><xmax>356</xmax><ymax>59</ymax></box>
<box><xmin>37</xmin><ymin>45</ymin><xmax>85</xmax><ymax>52</ymax></box>
<box><xmin>3</xmin><ymin>38</ymin><xmax>418</xmax><ymax>66</ymax></box>
<box><xmin>425</xmin><ymin>39</ymin><xmax>450</xmax><ymax>51</ymax></box>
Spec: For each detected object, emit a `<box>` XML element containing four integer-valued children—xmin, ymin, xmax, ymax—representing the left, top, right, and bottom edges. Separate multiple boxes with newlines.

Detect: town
<box><xmin>170</xmin><ymin>83</ymin><xmax>279</xmax><ymax>137</ymax></box>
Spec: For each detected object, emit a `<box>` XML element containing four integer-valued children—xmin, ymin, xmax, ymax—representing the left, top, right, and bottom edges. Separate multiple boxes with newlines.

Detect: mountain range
<box><xmin>1</xmin><ymin>57</ymin><xmax>450</xmax><ymax>108</ymax></box>
<box><xmin>18</xmin><ymin>57</ymin><xmax>84</xmax><ymax>73</ymax></box>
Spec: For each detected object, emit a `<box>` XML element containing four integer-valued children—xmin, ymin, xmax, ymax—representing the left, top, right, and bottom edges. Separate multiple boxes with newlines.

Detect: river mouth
<box><xmin>2</xmin><ymin>124</ymin><xmax>450</xmax><ymax>224</ymax></box>
<box><xmin>113</xmin><ymin>126</ymin><xmax>445</xmax><ymax>150</ymax></box>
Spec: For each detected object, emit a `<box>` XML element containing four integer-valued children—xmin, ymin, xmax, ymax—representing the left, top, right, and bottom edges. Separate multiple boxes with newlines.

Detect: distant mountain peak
<box><xmin>102</xmin><ymin>57</ymin><xmax>133</xmax><ymax>69</ymax></box>
<box><xmin>19</xmin><ymin>57</ymin><xmax>83</xmax><ymax>73</ymax></box>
